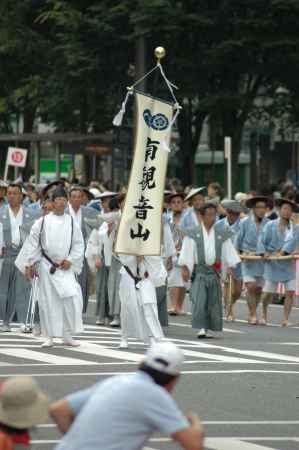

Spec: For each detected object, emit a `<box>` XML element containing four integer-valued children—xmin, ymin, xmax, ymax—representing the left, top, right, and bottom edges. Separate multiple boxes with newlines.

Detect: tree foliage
<box><xmin>2</xmin><ymin>1</ymin><xmax>299</xmax><ymax>186</ymax></box>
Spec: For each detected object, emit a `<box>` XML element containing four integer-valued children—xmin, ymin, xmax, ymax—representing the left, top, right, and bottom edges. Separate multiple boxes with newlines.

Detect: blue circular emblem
<box><xmin>143</xmin><ymin>109</ymin><xmax>169</xmax><ymax>131</ymax></box>
<box><xmin>151</xmin><ymin>113</ymin><xmax>169</xmax><ymax>130</ymax></box>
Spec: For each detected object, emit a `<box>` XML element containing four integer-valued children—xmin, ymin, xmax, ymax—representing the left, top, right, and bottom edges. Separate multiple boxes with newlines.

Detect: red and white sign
<box><xmin>6</xmin><ymin>147</ymin><xmax>28</xmax><ymax>168</ymax></box>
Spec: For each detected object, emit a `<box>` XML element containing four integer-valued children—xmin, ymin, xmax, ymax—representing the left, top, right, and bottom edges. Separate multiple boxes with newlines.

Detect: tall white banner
<box><xmin>115</xmin><ymin>91</ymin><xmax>173</xmax><ymax>255</ymax></box>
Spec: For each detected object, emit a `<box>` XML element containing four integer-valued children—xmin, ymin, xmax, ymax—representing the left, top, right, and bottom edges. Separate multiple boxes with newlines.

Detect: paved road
<box><xmin>0</xmin><ymin>299</ymin><xmax>299</xmax><ymax>450</ymax></box>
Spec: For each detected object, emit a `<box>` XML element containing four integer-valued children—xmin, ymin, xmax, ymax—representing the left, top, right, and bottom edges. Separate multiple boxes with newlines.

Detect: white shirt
<box><xmin>8</xmin><ymin>206</ymin><xmax>23</xmax><ymax>246</ymax></box>
<box><xmin>0</xmin><ymin>222</ymin><xmax>3</xmax><ymax>250</ymax></box>
<box><xmin>178</xmin><ymin>226</ymin><xmax>241</xmax><ymax>274</ymax></box>
<box><xmin>69</xmin><ymin>204</ymin><xmax>82</xmax><ymax>228</ymax></box>
<box><xmin>201</xmin><ymin>223</ymin><xmax>216</xmax><ymax>265</ymax></box>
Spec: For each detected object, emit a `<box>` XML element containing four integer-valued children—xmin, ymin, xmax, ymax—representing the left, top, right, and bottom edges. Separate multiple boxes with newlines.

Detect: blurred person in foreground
<box><xmin>50</xmin><ymin>342</ymin><xmax>204</xmax><ymax>450</ymax></box>
<box><xmin>0</xmin><ymin>376</ymin><xmax>48</xmax><ymax>450</ymax></box>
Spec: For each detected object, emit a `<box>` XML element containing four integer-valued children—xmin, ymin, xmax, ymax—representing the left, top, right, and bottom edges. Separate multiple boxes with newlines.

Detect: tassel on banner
<box><xmin>160</xmin><ymin>103</ymin><xmax>182</xmax><ymax>153</ymax></box>
<box><xmin>112</xmin><ymin>89</ymin><xmax>133</xmax><ymax>127</ymax></box>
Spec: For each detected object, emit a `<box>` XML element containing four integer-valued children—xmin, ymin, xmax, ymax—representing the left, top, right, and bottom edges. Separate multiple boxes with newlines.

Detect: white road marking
<box><xmin>219</xmin><ymin>347</ymin><xmax>299</xmax><ymax>363</ymax></box>
<box><xmin>2</xmin><ymin>369</ymin><xmax>299</xmax><ymax>377</ymax></box>
<box><xmin>37</xmin><ymin>420</ymin><xmax>299</xmax><ymax>428</ymax></box>
<box><xmin>0</xmin><ymin>348</ymin><xmax>98</xmax><ymax>365</ymax></box>
<box><xmin>271</xmin><ymin>342</ymin><xmax>299</xmax><ymax>345</ymax></box>
<box><xmin>182</xmin><ymin>348</ymin><xmax>263</xmax><ymax>363</ymax></box>
<box><xmin>202</xmin><ymin>420</ymin><xmax>299</xmax><ymax>425</ymax></box>
<box><xmin>205</xmin><ymin>438</ymin><xmax>275</xmax><ymax>449</ymax></box>
<box><xmin>235</xmin><ymin>319</ymin><xmax>299</xmax><ymax>329</ymax></box>
<box><xmin>28</xmin><ymin>437</ymin><xmax>299</xmax><ymax>446</ymax></box>
<box><xmin>169</xmin><ymin>322</ymin><xmax>244</xmax><ymax>333</ymax></box>
<box><xmin>150</xmin><ymin>437</ymin><xmax>299</xmax><ymax>442</ymax></box>
<box><xmin>68</xmin><ymin>342</ymin><xmax>143</xmax><ymax>362</ymax></box>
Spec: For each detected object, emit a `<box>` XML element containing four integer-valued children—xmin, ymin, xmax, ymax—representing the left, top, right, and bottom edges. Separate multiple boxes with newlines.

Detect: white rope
<box><xmin>112</xmin><ymin>90</ymin><xmax>134</xmax><ymax>127</ymax></box>
<box><xmin>157</xmin><ymin>62</ymin><xmax>179</xmax><ymax>105</ymax></box>
<box><xmin>112</xmin><ymin>61</ymin><xmax>182</xmax><ymax>130</ymax></box>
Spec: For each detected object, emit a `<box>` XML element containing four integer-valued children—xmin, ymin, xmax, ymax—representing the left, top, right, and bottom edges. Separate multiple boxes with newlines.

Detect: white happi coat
<box><xmin>179</xmin><ymin>222</ymin><xmax>241</xmax><ymax>273</ymax></box>
<box><xmin>15</xmin><ymin>213</ymin><xmax>84</xmax><ymax>337</ymax></box>
<box><xmin>118</xmin><ymin>255</ymin><xmax>167</xmax><ymax>342</ymax></box>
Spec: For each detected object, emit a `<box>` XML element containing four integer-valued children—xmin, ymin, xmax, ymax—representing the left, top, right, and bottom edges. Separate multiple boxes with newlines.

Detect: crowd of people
<box><xmin>0</xmin><ymin>178</ymin><xmax>298</xmax><ymax>347</ymax></box>
<box><xmin>0</xmin><ymin>176</ymin><xmax>299</xmax><ymax>449</ymax></box>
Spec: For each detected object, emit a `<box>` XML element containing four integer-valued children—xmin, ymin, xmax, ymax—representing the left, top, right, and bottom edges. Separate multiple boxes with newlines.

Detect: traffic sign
<box><xmin>6</xmin><ymin>147</ymin><xmax>28</xmax><ymax>168</ymax></box>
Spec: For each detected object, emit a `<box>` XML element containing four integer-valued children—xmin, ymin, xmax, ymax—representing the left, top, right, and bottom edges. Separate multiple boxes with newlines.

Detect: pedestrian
<box><xmin>15</xmin><ymin>186</ymin><xmax>84</xmax><ymax>348</ymax></box>
<box><xmin>50</xmin><ymin>342</ymin><xmax>204</xmax><ymax>450</ymax></box>
<box><xmin>66</xmin><ymin>186</ymin><xmax>98</xmax><ymax>313</ymax></box>
<box><xmin>257</xmin><ymin>198</ymin><xmax>299</xmax><ymax>326</ymax></box>
<box><xmin>157</xmin><ymin>217</ymin><xmax>176</xmax><ymax>326</ymax></box>
<box><xmin>218</xmin><ymin>200</ymin><xmax>244</xmax><ymax>321</ymax></box>
<box><xmin>0</xmin><ymin>184</ymin><xmax>39</xmax><ymax>332</ymax></box>
<box><xmin>179</xmin><ymin>203</ymin><xmax>240</xmax><ymax>338</ymax></box>
<box><xmin>118</xmin><ymin>254</ymin><xmax>166</xmax><ymax>348</ymax></box>
<box><xmin>206</xmin><ymin>182</ymin><xmax>223</xmax><ymax>204</ymax></box>
<box><xmin>236</xmin><ymin>196</ymin><xmax>270</xmax><ymax>325</ymax></box>
<box><xmin>0</xmin><ymin>180</ymin><xmax>8</xmax><ymax>208</ymax></box>
<box><xmin>180</xmin><ymin>187</ymin><xmax>206</xmax><ymax>229</ymax></box>
<box><xmin>0</xmin><ymin>376</ymin><xmax>48</xmax><ymax>450</ymax></box>
<box><xmin>167</xmin><ymin>192</ymin><xmax>188</xmax><ymax>315</ymax></box>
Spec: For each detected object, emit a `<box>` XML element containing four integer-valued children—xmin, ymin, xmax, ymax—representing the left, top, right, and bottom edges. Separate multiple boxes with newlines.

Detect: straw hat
<box><xmin>275</xmin><ymin>198</ymin><xmax>299</xmax><ymax>212</ymax></box>
<box><xmin>245</xmin><ymin>196</ymin><xmax>271</xmax><ymax>209</ymax></box>
<box><xmin>168</xmin><ymin>191</ymin><xmax>185</xmax><ymax>201</ymax></box>
<box><xmin>184</xmin><ymin>187</ymin><xmax>207</xmax><ymax>202</ymax></box>
<box><xmin>0</xmin><ymin>377</ymin><xmax>49</xmax><ymax>429</ymax></box>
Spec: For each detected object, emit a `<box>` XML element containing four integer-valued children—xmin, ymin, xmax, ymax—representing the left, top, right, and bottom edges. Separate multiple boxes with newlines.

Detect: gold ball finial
<box><xmin>155</xmin><ymin>46</ymin><xmax>166</xmax><ymax>62</ymax></box>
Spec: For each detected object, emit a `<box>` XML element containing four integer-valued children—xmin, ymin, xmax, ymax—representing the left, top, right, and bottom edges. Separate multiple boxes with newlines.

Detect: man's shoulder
<box><xmin>215</xmin><ymin>221</ymin><xmax>233</xmax><ymax>240</ymax></box>
<box><xmin>82</xmin><ymin>206</ymin><xmax>98</xmax><ymax>218</ymax></box>
<box><xmin>0</xmin><ymin>205</ymin><xmax>8</xmax><ymax>218</ymax></box>
<box><xmin>183</xmin><ymin>225</ymin><xmax>201</xmax><ymax>239</ymax></box>
<box><xmin>23</xmin><ymin>207</ymin><xmax>41</xmax><ymax>219</ymax></box>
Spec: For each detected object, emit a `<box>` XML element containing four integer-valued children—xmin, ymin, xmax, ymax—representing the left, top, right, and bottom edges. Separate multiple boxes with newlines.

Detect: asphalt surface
<box><xmin>0</xmin><ymin>299</ymin><xmax>299</xmax><ymax>450</ymax></box>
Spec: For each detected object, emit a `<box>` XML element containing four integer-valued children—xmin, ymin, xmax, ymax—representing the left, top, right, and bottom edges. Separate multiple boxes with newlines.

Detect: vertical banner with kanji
<box><xmin>115</xmin><ymin>91</ymin><xmax>173</xmax><ymax>255</ymax></box>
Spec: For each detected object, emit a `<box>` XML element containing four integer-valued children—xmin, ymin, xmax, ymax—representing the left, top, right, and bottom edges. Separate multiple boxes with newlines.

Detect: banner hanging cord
<box><xmin>113</xmin><ymin>63</ymin><xmax>181</xmax><ymax>127</ymax></box>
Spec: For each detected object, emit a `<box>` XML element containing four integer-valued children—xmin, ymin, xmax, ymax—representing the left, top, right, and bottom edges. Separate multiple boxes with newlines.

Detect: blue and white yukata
<box><xmin>257</xmin><ymin>219</ymin><xmax>298</xmax><ymax>293</ymax></box>
<box><xmin>180</xmin><ymin>208</ymin><xmax>200</xmax><ymax>230</ymax></box>
<box><xmin>236</xmin><ymin>214</ymin><xmax>269</xmax><ymax>286</ymax></box>
<box><xmin>217</xmin><ymin>217</ymin><xmax>243</xmax><ymax>280</ymax></box>
<box><xmin>178</xmin><ymin>222</ymin><xmax>240</xmax><ymax>331</ymax></box>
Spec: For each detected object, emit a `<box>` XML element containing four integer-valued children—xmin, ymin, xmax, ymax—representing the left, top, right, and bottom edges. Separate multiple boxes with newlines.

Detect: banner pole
<box><xmin>225</xmin><ymin>136</ymin><xmax>232</xmax><ymax>199</ymax></box>
<box><xmin>4</xmin><ymin>164</ymin><xmax>9</xmax><ymax>182</ymax></box>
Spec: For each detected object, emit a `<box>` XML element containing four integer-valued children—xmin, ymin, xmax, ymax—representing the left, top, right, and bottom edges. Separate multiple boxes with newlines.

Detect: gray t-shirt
<box><xmin>55</xmin><ymin>371</ymin><xmax>189</xmax><ymax>450</ymax></box>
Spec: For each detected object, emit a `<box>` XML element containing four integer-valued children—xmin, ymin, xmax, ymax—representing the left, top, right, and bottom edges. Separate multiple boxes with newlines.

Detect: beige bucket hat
<box><xmin>0</xmin><ymin>377</ymin><xmax>49</xmax><ymax>429</ymax></box>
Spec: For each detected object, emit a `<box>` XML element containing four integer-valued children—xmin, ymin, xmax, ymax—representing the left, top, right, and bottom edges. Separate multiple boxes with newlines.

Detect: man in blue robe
<box><xmin>217</xmin><ymin>200</ymin><xmax>244</xmax><ymax>321</ymax></box>
<box><xmin>236</xmin><ymin>196</ymin><xmax>270</xmax><ymax>325</ymax></box>
<box><xmin>257</xmin><ymin>198</ymin><xmax>298</xmax><ymax>327</ymax></box>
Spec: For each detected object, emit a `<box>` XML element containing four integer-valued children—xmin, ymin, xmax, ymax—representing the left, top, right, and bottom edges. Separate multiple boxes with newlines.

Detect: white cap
<box><xmin>143</xmin><ymin>341</ymin><xmax>184</xmax><ymax>375</ymax></box>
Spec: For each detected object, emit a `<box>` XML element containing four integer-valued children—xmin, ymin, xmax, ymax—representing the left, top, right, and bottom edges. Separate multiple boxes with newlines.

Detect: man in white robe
<box><xmin>118</xmin><ymin>254</ymin><xmax>167</xmax><ymax>349</ymax></box>
<box><xmin>179</xmin><ymin>203</ymin><xmax>240</xmax><ymax>338</ymax></box>
<box><xmin>15</xmin><ymin>187</ymin><xmax>84</xmax><ymax>348</ymax></box>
